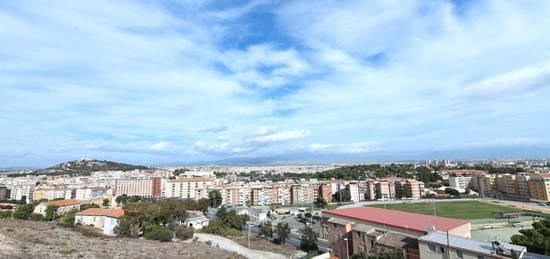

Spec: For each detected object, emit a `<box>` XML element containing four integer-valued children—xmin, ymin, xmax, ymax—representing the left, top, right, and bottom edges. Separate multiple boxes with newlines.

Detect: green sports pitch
<box><xmin>368</xmin><ymin>200</ymin><xmax>524</xmax><ymax>220</ymax></box>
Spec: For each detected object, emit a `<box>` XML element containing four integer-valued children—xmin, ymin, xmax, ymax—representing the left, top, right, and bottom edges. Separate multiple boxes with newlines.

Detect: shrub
<box><xmin>29</xmin><ymin>213</ymin><xmax>45</xmax><ymax>221</ymax></box>
<box><xmin>0</xmin><ymin>211</ymin><xmax>12</xmax><ymax>219</ymax></box>
<box><xmin>144</xmin><ymin>225</ymin><xmax>173</xmax><ymax>242</ymax></box>
<box><xmin>175</xmin><ymin>225</ymin><xmax>194</xmax><ymax>240</ymax></box>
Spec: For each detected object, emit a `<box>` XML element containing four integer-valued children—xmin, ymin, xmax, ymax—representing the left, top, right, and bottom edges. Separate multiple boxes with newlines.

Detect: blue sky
<box><xmin>2</xmin><ymin>0</ymin><xmax>550</xmax><ymax>167</ymax></box>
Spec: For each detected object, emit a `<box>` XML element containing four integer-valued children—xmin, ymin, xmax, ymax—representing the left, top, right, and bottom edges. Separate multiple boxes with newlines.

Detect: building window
<box><xmin>370</xmin><ymin>240</ymin><xmax>374</xmax><ymax>248</ymax></box>
<box><xmin>428</xmin><ymin>245</ymin><xmax>437</xmax><ymax>252</ymax></box>
<box><xmin>456</xmin><ymin>251</ymin><xmax>463</xmax><ymax>259</ymax></box>
<box><xmin>477</xmin><ymin>256</ymin><xmax>484</xmax><ymax>259</ymax></box>
<box><xmin>440</xmin><ymin>247</ymin><xmax>445</xmax><ymax>253</ymax></box>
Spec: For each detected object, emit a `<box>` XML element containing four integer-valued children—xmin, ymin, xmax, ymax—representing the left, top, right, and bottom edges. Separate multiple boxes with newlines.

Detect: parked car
<box><xmin>481</xmin><ymin>225</ymin><xmax>494</xmax><ymax>230</ymax></box>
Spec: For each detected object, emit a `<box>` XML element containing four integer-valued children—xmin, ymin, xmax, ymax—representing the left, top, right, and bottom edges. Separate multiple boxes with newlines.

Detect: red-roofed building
<box><xmin>322</xmin><ymin>206</ymin><xmax>470</xmax><ymax>259</ymax></box>
<box><xmin>76</xmin><ymin>208</ymin><xmax>125</xmax><ymax>236</ymax></box>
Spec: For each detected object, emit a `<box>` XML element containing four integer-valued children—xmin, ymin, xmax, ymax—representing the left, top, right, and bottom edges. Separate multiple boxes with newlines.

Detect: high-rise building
<box><xmin>0</xmin><ymin>185</ymin><xmax>9</xmax><ymax>201</ymax></box>
<box><xmin>162</xmin><ymin>177</ymin><xmax>213</xmax><ymax>200</ymax></box>
<box><xmin>291</xmin><ymin>184</ymin><xmax>316</xmax><ymax>204</ymax></box>
<box><xmin>319</xmin><ymin>184</ymin><xmax>332</xmax><ymax>203</ymax></box>
<box><xmin>528</xmin><ymin>174</ymin><xmax>550</xmax><ymax>202</ymax></box>
<box><xmin>8</xmin><ymin>184</ymin><xmax>34</xmax><ymax>202</ymax></box>
<box><xmin>114</xmin><ymin>178</ymin><xmax>161</xmax><ymax>197</ymax></box>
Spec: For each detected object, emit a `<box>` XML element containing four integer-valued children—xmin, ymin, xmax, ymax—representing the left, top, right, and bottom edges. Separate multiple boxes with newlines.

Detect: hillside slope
<box><xmin>0</xmin><ymin>220</ymin><xmax>244</xmax><ymax>258</ymax></box>
<box><xmin>11</xmin><ymin>158</ymin><xmax>150</xmax><ymax>177</ymax></box>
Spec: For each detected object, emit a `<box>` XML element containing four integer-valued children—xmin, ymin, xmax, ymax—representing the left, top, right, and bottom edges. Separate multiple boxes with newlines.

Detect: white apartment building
<box><xmin>276</xmin><ymin>185</ymin><xmax>291</xmax><ymax>205</ymax></box>
<box><xmin>347</xmin><ymin>183</ymin><xmax>361</xmax><ymax>202</ymax></box>
<box><xmin>8</xmin><ymin>184</ymin><xmax>34</xmax><ymax>202</ymax></box>
<box><xmin>34</xmin><ymin>188</ymin><xmax>73</xmax><ymax>201</ymax></box>
<box><xmin>75</xmin><ymin>187</ymin><xmax>111</xmax><ymax>201</ymax></box>
<box><xmin>449</xmin><ymin>175</ymin><xmax>473</xmax><ymax>192</ymax></box>
<box><xmin>162</xmin><ymin>177</ymin><xmax>213</xmax><ymax>200</ymax></box>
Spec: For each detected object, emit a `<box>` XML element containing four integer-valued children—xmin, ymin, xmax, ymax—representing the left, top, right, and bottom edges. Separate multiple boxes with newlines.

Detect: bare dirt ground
<box><xmin>0</xmin><ymin>219</ymin><xmax>245</xmax><ymax>259</ymax></box>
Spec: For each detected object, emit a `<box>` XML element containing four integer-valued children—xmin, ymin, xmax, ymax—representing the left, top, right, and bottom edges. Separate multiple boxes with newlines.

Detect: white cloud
<box><xmin>150</xmin><ymin>142</ymin><xmax>170</xmax><ymax>151</ymax></box>
<box><xmin>461</xmin><ymin>64</ymin><xmax>550</xmax><ymax>98</ymax></box>
<box><xmin>250</xmin><ymin>130</ymin><xmax>310</xmax><ymax>143</ymax></box>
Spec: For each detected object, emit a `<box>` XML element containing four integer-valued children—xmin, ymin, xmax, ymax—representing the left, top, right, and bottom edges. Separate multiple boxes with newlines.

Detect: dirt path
<box><xmin>194</xmin><ymin>233</ymin><xmax>287</xmax><ymax>259</ymax></box>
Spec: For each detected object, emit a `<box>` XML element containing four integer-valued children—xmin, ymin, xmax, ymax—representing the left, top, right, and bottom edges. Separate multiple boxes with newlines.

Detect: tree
<box><xmin>20</xmin><ymin>195</ymin><xmax>27</xmax><ymax>205</ymax></box>
<box><xmin>115</xmin><ymin>201</ymin><xmax>162</xmax><ymax>238</ymax></box>
<box><xmin>175</xmin><ymin>225</ymin><xmax>194</xmax><ymax>240</ymax></box>
<box><xmin>275</xmin><ymin>222</ymin><xmax>290</xmax><ymax>244</ymax></box>
<box><xmin>59</xmin><ymin>208</ymin><xmax>78</xmax><ymax>226</ymax></box>
<box><xmin>300</xmin><ymin>226</ymin><xmax>318</xmax><ymax>252</ymax></box>
<box><xmin>511</xmin><ymin>218</ymin><xmax>550</xmax><ymax>255</ymax></box>
<box><xmin>103</xmin><ymin>198</ymin><xmax>110</xmax><ymax>207</ymax></box>
<box><xmin>115</xmin><ymin>194</ymin><xmax>129</xmax><ymax>206</ymax></box>
<box><xmin>401</xmin><ymin>184</ymin><xmax>412</xmax><ymax>199</ymax></box>
<box><xmin>314</xmin><ymin>196</ymin><xmax>328</xmax><ymax>209</ymax></box>
<box><xmin>13</xmin><ymin>203</ymin><xmax>35</xmax><ymax>219</ymax></box>
<box><xmin>333</xmin><ymin>189</ymin><xmax>351</xmax><ymax>203</ymax></box>
<box><xmin>208</xmin><ymin>190</ymin><xmax>223</xmax><ymax>208</ymax></box>
<box><xmin>80</xmin><ymin>203</ymin><xmax>100</xmax><ymax>211</ymax></box>
<box><xmin>45</xmin><ymin>205</ymin><xmax>60</xmax><ymax>221</ymax></box>
<box><xmin>158</xmin><ymin>199</ymin><xmax>187</xmax><ymax>230</ymax></box>
<box><xmin>144</xmin><ymin>225</ymin><xmax>173</xmax><ymax>242</ymax></box>
<box><xmin>259</xmin><ymin>221</ymin><xmax>273</xmax><ymax>238</ymax></box>
<box><xmin>444</xmin><ymin>188</ymin><xmax>460</xmax><ymax>197</ymax></box>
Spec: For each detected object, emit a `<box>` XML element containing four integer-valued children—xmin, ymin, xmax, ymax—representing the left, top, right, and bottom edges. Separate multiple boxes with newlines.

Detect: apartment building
<box><xmin>348</xmin><ymin>184</ymin><xmax>361</xmax><ymax>202</ymax></box>
<box><xmin>75</xmin><ymin>187</ymin><xmax>111</xmax><ymax>201</ymax></box>
<box><xmin>0</xmin><ymin>185</ymin><xmax>9</xmax><ymax>201</ymax></box>
<box><xmin>251</xmin><ymin>187</ymin><xmax>277</xmax><ymax>206</ymax></box>
<box><xmin>275</xmin><ymin>184</ymin><xmax>291</xmax><ymax>205</ymax></box>
<box><xmin>497</xmin><ymin>174</ymin><xmax>531</xmax><ymax>201</ymax></box>
<box><xmin>323</xmin><ymin>206</ymin><xmax>471</xmax><ymax>259</ymax></box>
<box><xmin>448</xmin><ymin>175</ymin><xmax>472</xmax><ymax>192</ymax></box>
<box><xmin>366</xmin><ymin>181</ymin><xmax>377</xmax><ymax>200</ymax></box>
<box><xmin>216</xmin><ymin>186</ymin><xmax>239</xmax><ymax>206</ymax></box>
<box><xmin>375</xmin><ymin>181</ymin><xmax>396</xmax><ymax>200</ymax></box>
<box><xmin>8</xmin><ymin>184</ymin><xmax>34</xmax><ymax>202</ymax></box>
<box><xmin>395</xmin><ymin>180</ymin><xmax>424</xmax><ymax>200</ymax></box>
<box><xmin>291</xmin><ymin>184</ymin><xmax>316</xmax><ymax>204</ymax></box>
<box><xmin>33</xmin><ymin>188</ymin><xmax>74</xmax><ymax>201</ymax></box>
<box><xmin>113</xmin><ymin>178</ymin><xmax>161</xmax><ymax>197</ymax></box>
<box><xmin>162</xmin><ymin>177</ymin><xmax>213</xmax><ymax>200</ymax></box>
<box><xmin>319</xmin><ymin>184</ymin><xmax>333</xmax><ymax>203</ymax></box>
<box><xmin>238</xmin><ymin>187</ymin><xmax>252</xmax><ymax>205</ymax></box>
<box><xmin>471</xmin><ymin>174</ymin><xmax>498</xmax><ymax>197</ymax></box>
<box><xmin>528</xmin><ymin>174</ymin><xmax>550</xmax><ymax>202</ymax></box>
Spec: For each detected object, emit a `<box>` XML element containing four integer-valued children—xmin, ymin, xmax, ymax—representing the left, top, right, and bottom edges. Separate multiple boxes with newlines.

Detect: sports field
<box><xmin>368</xmin><ymin>200</ymin><xmax>524</xmax><ymax>220</ymax></box>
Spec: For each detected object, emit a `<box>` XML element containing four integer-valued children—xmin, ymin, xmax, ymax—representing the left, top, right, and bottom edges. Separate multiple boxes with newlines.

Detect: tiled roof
<box><xmin>323</xmin><ymin>206</ymin><xmax>469</xmax><ymax>233</ymax></box>
<box><xmin>47</xmin><ymin>199</ymin><xmax>80</xmax><ymax>207</ymax></box>
<box><xmin>77</xmin><ymin>208</ymin><xmax>124</xmax><ymax>218</ymax></box>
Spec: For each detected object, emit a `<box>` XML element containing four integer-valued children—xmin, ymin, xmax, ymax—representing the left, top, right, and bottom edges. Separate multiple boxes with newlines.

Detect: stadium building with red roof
<box><xmin>322</xmin><ymin>206</ymin><xmax>471</xmax><ymax>259</ymax></box>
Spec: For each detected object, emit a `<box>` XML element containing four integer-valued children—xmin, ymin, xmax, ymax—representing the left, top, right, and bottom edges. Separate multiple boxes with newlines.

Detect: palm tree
<box><xmin>275</xmin><ymin>222</ymin><xmax>291</xmax><ymax>244</ymax></box>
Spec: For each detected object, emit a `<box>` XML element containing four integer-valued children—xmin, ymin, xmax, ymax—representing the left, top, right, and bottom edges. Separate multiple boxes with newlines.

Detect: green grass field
<box><xmin>368</xmin><ymin>201</ymin><xmax>524</xmax><ymax>220</ymax></box>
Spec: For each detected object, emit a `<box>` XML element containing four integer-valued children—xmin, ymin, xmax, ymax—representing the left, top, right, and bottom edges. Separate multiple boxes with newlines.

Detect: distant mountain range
<box><xmin>13</xmin><ymin>158</ymin><xmax>150</xmax><ymax>176</ymax></box>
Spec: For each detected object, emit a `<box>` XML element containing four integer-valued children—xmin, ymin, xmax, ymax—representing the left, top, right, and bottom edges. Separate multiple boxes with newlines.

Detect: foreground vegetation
<box><xmin>368</xmin><ymin>201</ymin><xmax>524</xmax><ymax>219</ymax></box>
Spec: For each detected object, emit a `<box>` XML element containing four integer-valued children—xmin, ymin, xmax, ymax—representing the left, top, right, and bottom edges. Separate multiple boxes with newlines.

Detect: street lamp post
<box><xmin>343</xmin><ymin>237</ymin><xmax>349</xmax><ymax>259</ymax></box>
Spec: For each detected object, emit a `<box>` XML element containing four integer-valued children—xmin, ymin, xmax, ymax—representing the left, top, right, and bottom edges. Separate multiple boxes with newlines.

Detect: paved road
<box><xmin>243</xmin><ymin>224</ymin><xmax>329</xmax><ymax>252</ymax></box>
<box><xmin>194</xmin><ymin>233</ymin><xmax>286</xmax><ymax>259</ymax></box>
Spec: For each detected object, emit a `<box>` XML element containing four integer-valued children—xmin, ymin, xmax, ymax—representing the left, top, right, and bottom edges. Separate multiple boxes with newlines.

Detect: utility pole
<box><xmin>432</xmin><ymin>199</ymin><xmax>437</xmax><ymax>216</ymax></box>
<box><xmin>248</xmin><ymin>223</ymin><xmax>251</xmax><ymax>248</ymax></box>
